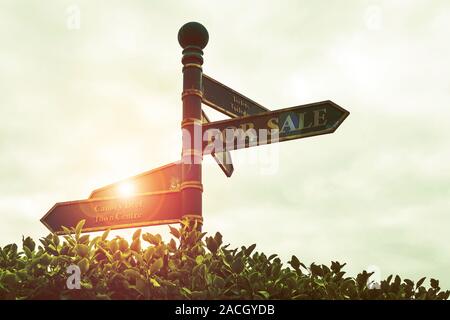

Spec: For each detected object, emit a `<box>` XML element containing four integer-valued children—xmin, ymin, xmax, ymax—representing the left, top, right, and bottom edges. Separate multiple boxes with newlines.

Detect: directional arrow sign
<box><xmin>202</xmin><ymin>74</ymin><xmax>269</xmax><ymax>117</ymax></box>
<box><xmin>202</xmin><ymin>100</ymin><xmax>349</xmax><ymax>154</ymax></box>
<box><xmin>89</xmin><ymin>162</ymin><xmax>181</xmax><ymax>199</ymax></box>
<box><xmin>202</xmin><ymin>110</ymin><xmax>234</xmax><ymax>177</ymax></box>
<box><xmin>42</xmin><ymin>191</ymin><xmax>182</xmax><ymax>234</ymax></box>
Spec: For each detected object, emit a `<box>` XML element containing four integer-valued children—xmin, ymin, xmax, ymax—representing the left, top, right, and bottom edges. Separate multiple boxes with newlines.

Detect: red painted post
<box><xmin>178</xmin><ymin>22</ymin><xmax>209</xmax><ymax>230</ymax></box>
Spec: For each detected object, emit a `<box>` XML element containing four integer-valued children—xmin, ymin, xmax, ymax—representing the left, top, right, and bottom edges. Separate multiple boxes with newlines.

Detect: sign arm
<box><xmin>202</xmin><ymin>74</ymin><xmax>269</xmax><ymax>117</ymax></box>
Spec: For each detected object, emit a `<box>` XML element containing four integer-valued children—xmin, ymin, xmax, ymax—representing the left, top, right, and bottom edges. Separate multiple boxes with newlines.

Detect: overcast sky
<box><xmin>1</xmin><ymin>0</ymin><xmax>449</xmax><ymax>287</ymax></box>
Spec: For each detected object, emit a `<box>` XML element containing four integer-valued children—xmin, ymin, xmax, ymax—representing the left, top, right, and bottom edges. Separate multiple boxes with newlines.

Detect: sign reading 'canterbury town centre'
<box><xmin>41</xmin><ymin>22</ymin><xmax>349</xmax><ymax>234</ymax></box>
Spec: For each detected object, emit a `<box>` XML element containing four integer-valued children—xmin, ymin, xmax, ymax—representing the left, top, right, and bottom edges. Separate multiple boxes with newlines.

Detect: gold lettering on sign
<box><xmin>94</xmin><ymin>200</ymin><xmax>144</xmax><ymax>223</ymax></box>
<box><xmin>267</xmin><ymin>117</ymin><xmax>279</xmax><ymax>130</ymax></box>
<box><xmin>95</xmin><ymin>200</ymin><xmax>143</xmax><ymax>213</ymax></box>
<box><xmin>231</xmin><ymin>95</ymin><xmax>250</xmax><ymax>115</ymax></box>
<box><xmin>115</xmin><ymin>211</ymin><xmax>143</xmax><ymax>221</ymax></box>
<box><xmin>94</xmin><ymin>212</ymin><xmax>144</xmax><ymax>223</ymax></box>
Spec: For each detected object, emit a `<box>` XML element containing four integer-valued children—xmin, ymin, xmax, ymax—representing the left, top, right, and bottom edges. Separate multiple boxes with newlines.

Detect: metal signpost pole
<box><xmin>178</xmin><ymin>22</ymin><xmax>209</xmax><ymax>230</ymax></box>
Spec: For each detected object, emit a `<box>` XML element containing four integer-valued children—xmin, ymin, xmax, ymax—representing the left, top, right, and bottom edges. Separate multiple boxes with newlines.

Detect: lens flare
<box><xmin>117</xmin><ymin>182</ymin><xmax>135</xmax><ymax>198</ymax></box>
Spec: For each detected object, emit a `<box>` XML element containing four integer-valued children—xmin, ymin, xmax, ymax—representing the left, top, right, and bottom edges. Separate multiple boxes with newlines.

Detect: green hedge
<box><xmin>0</xmin><ymin>219</ymin><xmax>448</xmax><ymax>300</ymax></box>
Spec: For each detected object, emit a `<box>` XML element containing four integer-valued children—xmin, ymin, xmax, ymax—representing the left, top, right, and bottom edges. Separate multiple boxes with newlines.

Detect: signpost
<box><xmin>41</xmin><ymin>191</ymin><xmax>182</xmax><ymax>234</ymax></box>
<box><xmin>40</xmin><ymin>22</ymin><xmax>350</xmax><ymax>235</ymax></box>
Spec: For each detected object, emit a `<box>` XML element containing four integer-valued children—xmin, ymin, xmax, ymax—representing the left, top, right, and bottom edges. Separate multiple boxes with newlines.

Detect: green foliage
<box><xmin>0</xmin><ymin>219</ymin><xmax>448</xmax><ymax>300</ymax></box>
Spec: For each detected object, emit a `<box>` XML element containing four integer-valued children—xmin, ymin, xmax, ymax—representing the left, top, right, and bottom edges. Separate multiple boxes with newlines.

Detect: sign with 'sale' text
<box><xmin>202</xmin><ymin>100</ymin><xmax>349</xmax><ymax>154</ymax></box>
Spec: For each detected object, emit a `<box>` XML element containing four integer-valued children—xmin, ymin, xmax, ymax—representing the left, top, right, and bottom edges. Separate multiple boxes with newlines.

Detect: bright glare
<box><xmin>117</xmin><ymin>182</ymin><xmax>135</xmax><ymax>198</ymax></box>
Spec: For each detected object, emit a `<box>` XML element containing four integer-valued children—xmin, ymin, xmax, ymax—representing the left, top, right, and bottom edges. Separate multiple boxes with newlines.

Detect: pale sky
<box><xmin>1</xmin><ymin>0</ymin><xmax>449</xmax><ymax>287</ymax></box>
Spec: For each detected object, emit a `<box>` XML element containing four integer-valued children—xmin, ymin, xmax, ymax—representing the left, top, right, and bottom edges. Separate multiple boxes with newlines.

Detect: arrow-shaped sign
<box><xmin>41</xmin><ymin>191</ymin><xmax>182</xmax><ymax>234</ymax></box>
<box><xmin>89</xmin><ymin>162</ymin><xmax>181</xmax><ymax>199</ymax></box>
<box><xmin>202</xmin><ymin>74</ymin><xmax>269</xmax><ymax>117</ymax></box>
<box><xmin>202</xmin><ymin>100</ymin><xmax>349</xmax><ymax>154</ymax></box>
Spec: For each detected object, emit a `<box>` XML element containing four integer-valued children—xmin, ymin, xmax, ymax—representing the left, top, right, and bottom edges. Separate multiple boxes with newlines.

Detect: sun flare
<box><xmin>117</xmin><ymin>182</ymin><xmax>135</xmax><ymax>198</ymax></box>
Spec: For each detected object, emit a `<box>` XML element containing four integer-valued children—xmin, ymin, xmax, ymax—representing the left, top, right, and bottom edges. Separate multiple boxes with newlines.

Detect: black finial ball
<box><xmin>178</xmin><ymin>22</ymin><xmax>209</xmax><ymax>49</ymax></box>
